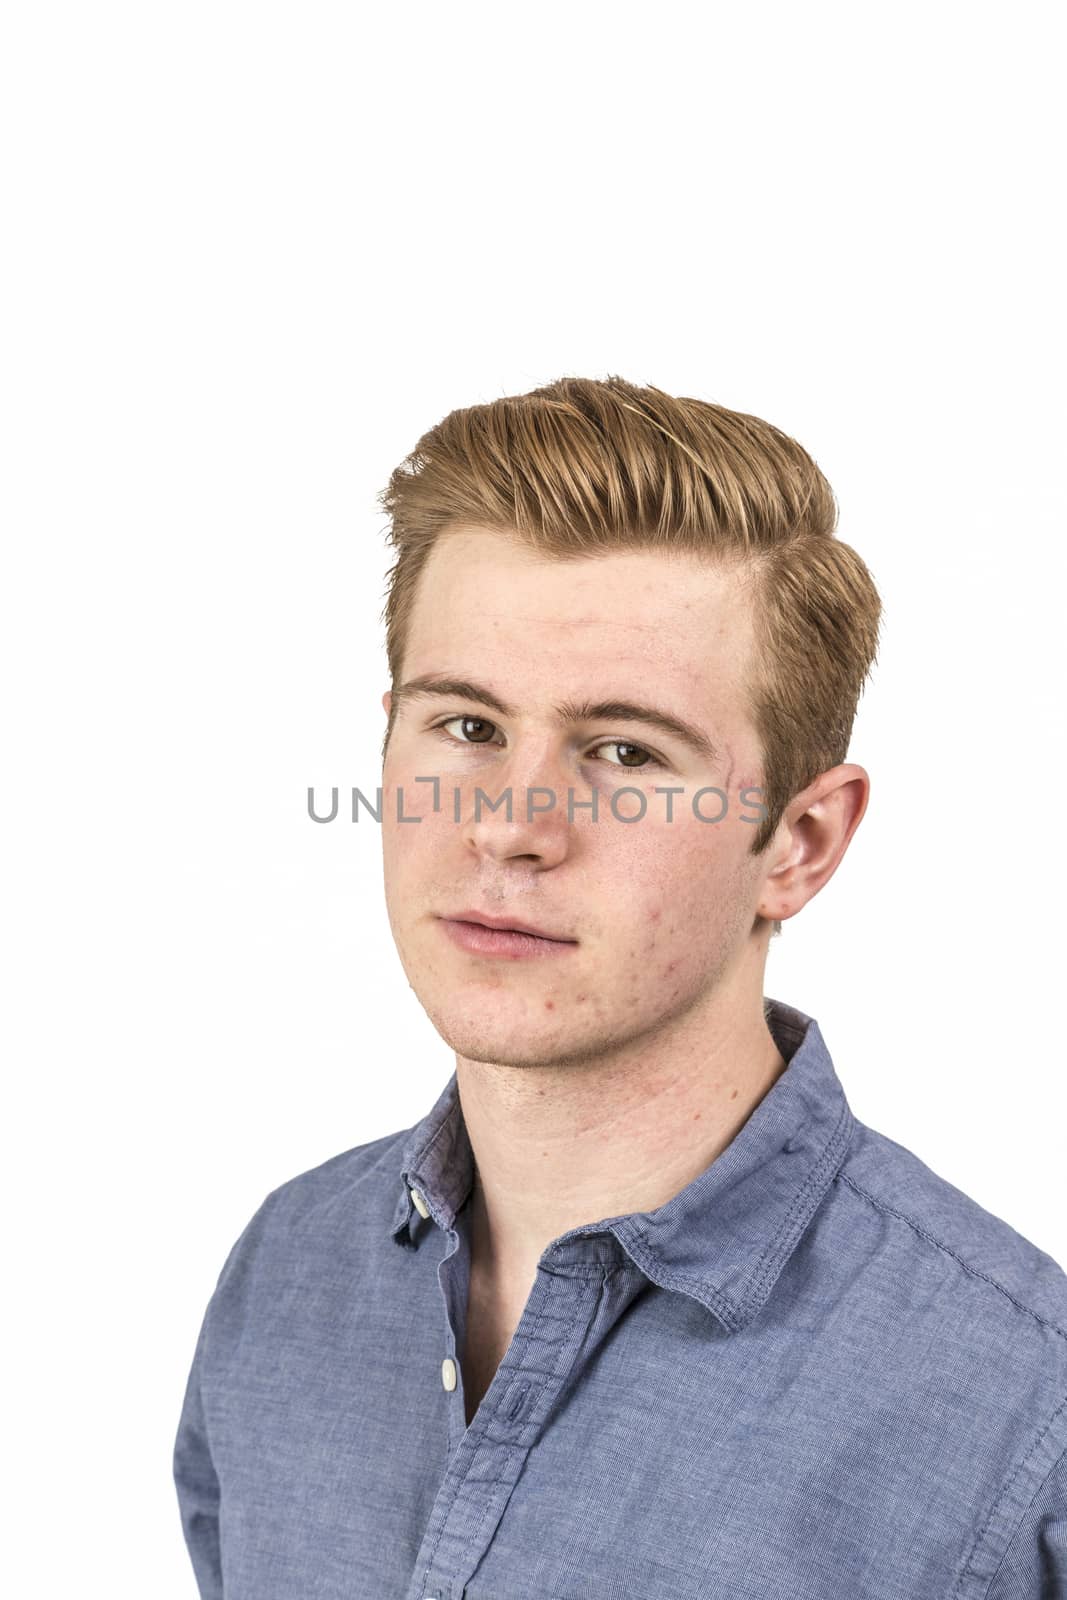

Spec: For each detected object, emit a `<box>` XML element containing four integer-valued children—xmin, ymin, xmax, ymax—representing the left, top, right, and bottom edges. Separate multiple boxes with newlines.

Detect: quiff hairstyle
<box><xmin>377</xmin><ymin>375</ymin><xmax>881</xmax><ymax>926</ymax></box>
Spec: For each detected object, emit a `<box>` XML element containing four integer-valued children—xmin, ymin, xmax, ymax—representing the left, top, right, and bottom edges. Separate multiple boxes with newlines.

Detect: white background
<box><xmin>3</xmin><ymin>2</ymin><xmax>1064</xmax><ymax>1594</ymax></box>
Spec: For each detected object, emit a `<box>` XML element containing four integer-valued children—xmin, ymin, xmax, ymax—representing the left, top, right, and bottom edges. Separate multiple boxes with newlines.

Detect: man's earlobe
<box><xmin>381</xmin><ymin>690</ymin><xmax>392</xmax><ymax>716</ymax></box>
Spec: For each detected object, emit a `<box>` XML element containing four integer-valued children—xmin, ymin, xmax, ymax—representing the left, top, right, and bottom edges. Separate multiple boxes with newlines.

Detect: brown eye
<box><xmin>594</xmin><ymin>740</ymin><xmax>655</xmax><ymax>769</ymax></box>
<box><xmin>441</xmin><ymin>715</ymin><xmax>499</xmax><ymax>745</ymax></box>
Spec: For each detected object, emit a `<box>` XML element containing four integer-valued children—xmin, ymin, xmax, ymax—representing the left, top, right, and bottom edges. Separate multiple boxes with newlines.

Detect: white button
<box><xmin>410</xmin><ymin>1187</ymin><xmax>431</xmax><ymax>1218</ymax></box>
<box><xmin>441</xmin><ymin>1357</ymin><xmax>458</xmax><ymax>1391</ymax></box>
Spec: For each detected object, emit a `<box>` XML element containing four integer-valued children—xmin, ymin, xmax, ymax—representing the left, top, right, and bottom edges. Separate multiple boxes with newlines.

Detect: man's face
<box><xmin>380</xmin><ymin>527</ymin><xmax>775</xmax><ymax>1070</ymax></box>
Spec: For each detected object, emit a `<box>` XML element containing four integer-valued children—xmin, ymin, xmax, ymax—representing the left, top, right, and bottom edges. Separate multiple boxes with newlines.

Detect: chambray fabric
<box><xmin>173</xmin><ymin>997</ymin><xmax>1067</xmax><ymax>1599</ymax></box>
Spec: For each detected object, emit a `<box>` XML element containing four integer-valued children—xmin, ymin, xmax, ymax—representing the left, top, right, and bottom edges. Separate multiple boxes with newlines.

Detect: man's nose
<box><xmin>459</xmin><ymin>747</ymin><xmax>581</xmax><ymax>868</ymax></box>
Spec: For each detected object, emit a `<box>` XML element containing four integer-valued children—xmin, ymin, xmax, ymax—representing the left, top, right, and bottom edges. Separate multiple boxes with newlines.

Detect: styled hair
<box><xmin>377</xmin><ymin>375</ymin><xmax>881</xmax><ymax>927</ymax></box>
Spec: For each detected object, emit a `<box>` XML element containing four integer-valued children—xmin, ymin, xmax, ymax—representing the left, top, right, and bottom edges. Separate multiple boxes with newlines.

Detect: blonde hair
<box><xmin>377</xmin><ymin>375</ymin><xmax>881</xmax><ymax>926</ymax></box>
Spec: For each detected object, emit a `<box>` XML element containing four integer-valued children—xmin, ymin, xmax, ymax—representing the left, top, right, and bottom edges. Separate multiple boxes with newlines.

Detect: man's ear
<box><xmin>381</xmin><ymin>690</ymin><xmax>392</xmax><ymax>716</ymax></box>
<box><xmin>754</xmin><ymin>763</ymin><xmax>870</xmax><ymax>926</ymax></box>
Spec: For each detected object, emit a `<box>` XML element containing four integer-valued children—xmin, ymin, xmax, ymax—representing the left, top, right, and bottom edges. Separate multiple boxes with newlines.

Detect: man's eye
<box><xmin>591</xmin><ymin>741</ymin><xmax>657</xmax><ymax>770</ymax></box>
<box><xmin>439</xmin><ymin>715</ymin><xmax>500</xmax><ymax>745</ymax></box>
<box><xmin>435</xmin><ymin>719</ymin><xmax>659</xmax><ymax>770</ymax></box>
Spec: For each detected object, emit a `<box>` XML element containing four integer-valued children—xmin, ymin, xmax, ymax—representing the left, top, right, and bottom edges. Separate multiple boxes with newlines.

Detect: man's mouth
<box><xmin>437</xmin><ymin>913</ymin><xmax>579</xmax><ymax>961</ymax></box>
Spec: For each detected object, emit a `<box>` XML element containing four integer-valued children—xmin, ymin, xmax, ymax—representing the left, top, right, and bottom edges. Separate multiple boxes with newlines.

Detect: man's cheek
<box><xmin>382</xmin><ymin>775</ymin><xmax>441</xmax><ymax>825</ymax></box>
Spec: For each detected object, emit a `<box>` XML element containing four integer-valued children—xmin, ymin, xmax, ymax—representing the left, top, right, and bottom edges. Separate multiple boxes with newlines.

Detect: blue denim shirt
<box><xmin>173</xmin><ymin>997</ymin><xmax>1067</xmax><ymax>1598</ymax></box>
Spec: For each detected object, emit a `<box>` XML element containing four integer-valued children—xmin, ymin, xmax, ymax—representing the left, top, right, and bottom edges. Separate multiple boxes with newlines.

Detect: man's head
<box><xmin>375</xmin><ymin>376</ymin><xmax>880</xmax><ymax>1070</ymax></box>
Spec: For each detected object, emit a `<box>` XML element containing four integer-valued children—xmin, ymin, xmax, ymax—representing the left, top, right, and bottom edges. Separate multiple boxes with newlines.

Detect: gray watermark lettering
<box><xmin>352</xmin><ymin>786</ymin><xmax>382</xmax><ymax>822</ymax></box>
<box><xmin>396</xmin><ymin>786</ymin><xmax>421</xmax><ymax>823</ymax></box>
<box><xmin>308</xmin><ymin>786</ymin><xmax>339</xmax><ymax>823</ymax></box>
<box><xmin>692</xmin><ymin>787</ymin><xmax>728</xmax><ymax>823</ymax></box>
<box><xmin>416</xmin><ymin>775</ymin><xmax>441</xmax><ymax>811</ymax></box>
<box><xmin>307</xmin><ymin>780</ymin><xmax>768</xmax><ymax>825</ymax></box>
<box><xmin>474</xmin><ymin>786</ymin><xmax>513</xmax><ymax>822</ymax></box>
<box><xmin>526</xmin><ymin>786</ymin><xmax>556</xmax><ymax>822</ymax></box>
<box><xmin>567</xmin><ymin>787</ymin><xmax>599</xmax><ymax>822</ymax></box>
<box><xmin>609</xmin><ymin>785</ymin><xmax>647</xmax><ymax>823</ymax></box>
<box><xmin>653</xmin><ymin>785</ymin><xmax>685</xmax><ymax>823</ymax></box>
<box><xmin>739</xmin><ymin>785</ymin><xmax>766</xmax><ymax>824</ymax></box>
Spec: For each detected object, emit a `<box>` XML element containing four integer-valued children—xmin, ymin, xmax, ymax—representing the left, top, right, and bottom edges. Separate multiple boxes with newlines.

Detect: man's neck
<box><xmin>456</xmin><ymin>968</ymin><xmax>786</xmax><ymax>1291</ymax></box>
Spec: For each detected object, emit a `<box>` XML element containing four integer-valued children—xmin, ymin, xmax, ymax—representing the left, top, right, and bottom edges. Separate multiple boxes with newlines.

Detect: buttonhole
<box><xmin>505</xmin><ymin>1382</ymin><xmax>529</xmax><ymax>1421</ymax></box>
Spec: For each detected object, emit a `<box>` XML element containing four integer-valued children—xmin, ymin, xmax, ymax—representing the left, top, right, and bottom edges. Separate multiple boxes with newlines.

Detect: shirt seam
<box><xmin>741</xmin><ymin>1098</ymin><xmax>855</xmax><ymax>1319</ymax></box>
<box><xmin>618</xmin><ymin>1097</ymin><xmax>853</xmax><ymax>1328</ymax></box>
<box><xmin>956</xmin><ymin>1399</ymin><xmax>1067</xmax><ymax>1598</ymax></box>
<box><xmin>406</xmin><ymin>1095</ymin><xmax>462</xmax><ymax>1178</ymax></box>
<box><xmin>838</xmin><ymin>1171</ymin><xmax>1067</xmax><ymax>1342</ymax></box>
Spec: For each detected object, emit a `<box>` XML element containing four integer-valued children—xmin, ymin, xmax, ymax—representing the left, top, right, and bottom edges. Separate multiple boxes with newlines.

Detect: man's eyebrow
<box><xmin>393</xmin><ymin>674</ymin><xmax>720</xmax><ymax>762</ymax></box>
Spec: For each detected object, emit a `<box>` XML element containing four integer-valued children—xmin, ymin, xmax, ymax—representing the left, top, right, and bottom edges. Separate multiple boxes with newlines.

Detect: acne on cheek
<box><xmin>658</xmin><ymin>956</ymin><xmax>684</xmax><ymax>1003</ymax></box>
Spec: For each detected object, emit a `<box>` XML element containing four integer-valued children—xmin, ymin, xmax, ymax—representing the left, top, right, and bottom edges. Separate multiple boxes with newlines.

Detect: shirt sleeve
<box><xmin>172</xmin><ymin>1308</ymin><xmax>223</xmax><ymax>1599</ymax></box>
<box><xmin>985</xmin><ymin>1447</ymin><xmax>1067</xmax><ymax>1599</ymax></box>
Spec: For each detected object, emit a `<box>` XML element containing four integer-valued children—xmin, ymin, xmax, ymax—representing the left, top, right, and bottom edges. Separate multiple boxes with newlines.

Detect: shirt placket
<box><xmin>404</xmin><ymin>1232</ymin><xmax>610</xmax><ymax>1600</ymax></box>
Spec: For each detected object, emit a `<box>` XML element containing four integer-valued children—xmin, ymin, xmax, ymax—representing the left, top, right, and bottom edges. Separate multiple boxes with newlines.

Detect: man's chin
<box><xmin>436</xmin><ymin>1029</ymin><xmax>554</xmax><ymax>1069</ymax></box>
<box><xmin>429</xmin><ymin>1014</ymin><xmax>635</xmax><ymax>1074</ymax></box>
<box><xmin>425</xmin><ymin>1011</ymin><xmax>576</xmax><ymax>1070</ymax></box>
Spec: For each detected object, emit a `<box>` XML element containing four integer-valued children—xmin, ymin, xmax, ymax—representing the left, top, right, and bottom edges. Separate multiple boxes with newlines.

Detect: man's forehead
<box><xmin>420</xmin><ymin>525</ymin><xmax>744</xmax><ymax>590</ymax></box>
<box><xmin>399</xmin><ymin>532</ymin><xmax>758</xmax><ymax>755</ymax></box>
<box><xmin>411</xmin><ymin>530</ymin><xmax>754</xmax><ymax>655</ymax></box>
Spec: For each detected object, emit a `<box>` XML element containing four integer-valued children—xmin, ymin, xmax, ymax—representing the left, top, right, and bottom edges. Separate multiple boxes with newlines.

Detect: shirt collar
<box><xmin>389</xmin><ymin>996</ymin><xmax>856</xmax><ymax>1335</ymax></box>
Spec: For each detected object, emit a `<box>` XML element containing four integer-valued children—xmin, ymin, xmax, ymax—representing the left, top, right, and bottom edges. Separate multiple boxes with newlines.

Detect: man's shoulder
<box><xmin>265</xmin><ymin>1125</ymin><xmax>408</xmax><ymax>1219</ymax></box>
<box><xmin>254</xmin><ymin>1120</ymin><xmax>414</xmax><ymax>1241</ymax></box>
<box><xmin>838</xmin><ymin>1115</ymin><xmax>1067</xmax><ymax>1338</ymax></box>
<box><xmin>210</xmin><ymin>1120</ymin><xmax>414</xmax><ymax>1297</ymax></box>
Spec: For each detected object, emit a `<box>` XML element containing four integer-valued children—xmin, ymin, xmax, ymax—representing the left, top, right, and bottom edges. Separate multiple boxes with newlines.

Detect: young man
<box><xmin>174</xmin><ymin>377</ymin><xmax>1067</xmax><ymax>1598</ymax></box>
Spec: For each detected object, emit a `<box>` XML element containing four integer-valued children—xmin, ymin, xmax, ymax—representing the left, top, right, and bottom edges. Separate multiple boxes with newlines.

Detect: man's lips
<box><xmin>437</xmin><ymin>913</ymin><xmax>579</xmax><ymax>960</ymax></box>
<box><xmin>443</xmin><ymin>910</ymin><xmax>577</xmax><ymax>942</ymax></box>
